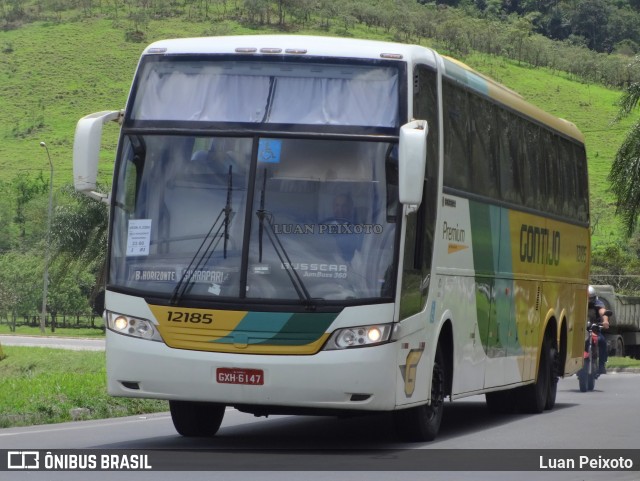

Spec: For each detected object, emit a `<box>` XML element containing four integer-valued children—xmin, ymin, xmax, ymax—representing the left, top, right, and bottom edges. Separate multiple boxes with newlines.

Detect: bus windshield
<box><xmin>110</xmin><ymin>136</ymin><xmax>399</xmax><ymax>303</ymax></box>
<box><xmin>129</xmin><ymin>59</ymin><xmax>399</xmax><ymax>127</ymax></box>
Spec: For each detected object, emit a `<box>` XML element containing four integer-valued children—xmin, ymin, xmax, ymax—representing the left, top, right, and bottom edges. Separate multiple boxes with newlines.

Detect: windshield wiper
<box><xmin>223</xmin><ymin>164</ymin><xmax>233</xmax><ymax>259</ymax></box>
<box><xmin>255</xmin><ymin>168</ymin><xmax>314</xmax><ymax>309</ymax></box>
<box><xmin>170</xmin><ymin>166</ymin><xmax>234</xmax><ymax>305</ymax></box>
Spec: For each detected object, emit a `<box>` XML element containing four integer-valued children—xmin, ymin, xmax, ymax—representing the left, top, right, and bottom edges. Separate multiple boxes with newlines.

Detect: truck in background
<box><xmin>591</xmin><ymin>285</ymin><xmax>640</xmax><ymax>359</ymax></box>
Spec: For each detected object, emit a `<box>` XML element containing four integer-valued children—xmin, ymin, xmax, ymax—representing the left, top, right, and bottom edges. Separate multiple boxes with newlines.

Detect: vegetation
<box><xmin>1</xmin><ymin>0</ymin><xmax>639</xmax><ymax>430</ymax></box>
<box><xmin>0</xmin><ymin>346</ymin><xmax>167</xmax><ymax>428</ymax></box>
<box><xmin>0</xmin><ymin>317</ymin><xmax>104</xmax><ymax>336</ymax></box>
<box><xmin>607</xmin><ymin>355</ymin><xmax>640</xmax><ymax>369</ymax></box>
<box><xmin>609</xmin><ymin>59</ymin><xmax>640</xmax><ymax>238</ymax></box>
<box><xmin>0</xmin><ymin>0</ymin><xmax>640</xmax><ymax>324</ymax></box>
<box><xmin>450</xmin><ymin>0</ymin><xmax>640</xmax><ymax>55</ymax></box>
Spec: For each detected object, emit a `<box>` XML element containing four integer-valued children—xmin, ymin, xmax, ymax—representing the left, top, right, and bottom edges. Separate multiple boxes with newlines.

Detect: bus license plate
<box><xmin>216</xmin><ymin>368</ymin><xmax>264</xmax><ymax>385</ymax></box>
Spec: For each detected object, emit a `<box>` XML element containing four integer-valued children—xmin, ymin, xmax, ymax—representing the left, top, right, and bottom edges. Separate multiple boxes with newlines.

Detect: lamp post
<box><xmin>39</xmin><ymin>142</ymin><xmax>54</xmax><ymax>334</ymax></box>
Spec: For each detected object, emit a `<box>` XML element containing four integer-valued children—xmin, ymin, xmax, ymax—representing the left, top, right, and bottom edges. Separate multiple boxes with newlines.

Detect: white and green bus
<box><xmin>73</xmin><ymin>35</ymin><xmax>590</xmax><ymax>441</ymax></box>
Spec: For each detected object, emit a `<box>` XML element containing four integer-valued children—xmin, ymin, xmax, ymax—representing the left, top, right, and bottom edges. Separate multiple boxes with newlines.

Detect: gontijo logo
<box><xmin>519</xmin><ymin>224</ymin><xmax>561</xmax><ymax>266</ymax></box>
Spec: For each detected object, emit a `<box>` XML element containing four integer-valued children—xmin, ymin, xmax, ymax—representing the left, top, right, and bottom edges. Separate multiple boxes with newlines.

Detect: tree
<box><xmin>51</xmin><ymin>185</ymin><xmax>108</xmax><ymax>264</ymax></box>
<box><xmin>0</xmin><ymin>252</ymin><xmax>42</xmax><ymax>327</ymax></box>
<box><xmin>47</xmin><ymin>261</ymin><xmax>94</xmax><ymax>328</ymax></box>
<box><xmin>0</xmin><ymin>180</ymin><xmax>17</xmax><ymax>253</ymax></box>
<box><xmin>50</xmin><ymin>185</ymin><xmax>109</xmax><ymax>311</ymax></box>
<box><xmin>608</xmin><ymin>56</ymin><xmax>640</xmax><ymax>237</ymax></box>
<box><xmin>12</xmin><ymin>173</ymin><xmax>47</xmax><ymax>243</ymax></box>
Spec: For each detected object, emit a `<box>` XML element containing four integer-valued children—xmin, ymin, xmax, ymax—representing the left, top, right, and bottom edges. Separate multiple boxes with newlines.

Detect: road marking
<box><xmin>0</xmin><ymin>408</ymin><xmax>239</xmax><ymax>437</ymax></box>
<box><xmin>0</xmin><ymin>413</ymin><xmax>171</xmax><ymax>437</ymax></box>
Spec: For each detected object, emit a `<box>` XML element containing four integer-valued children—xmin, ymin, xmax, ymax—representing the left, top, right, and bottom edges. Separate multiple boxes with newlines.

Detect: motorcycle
<box><xmin>577</xmin><ymin>309</ymin><xmax>612</xmax><ymax>392</ymax></box>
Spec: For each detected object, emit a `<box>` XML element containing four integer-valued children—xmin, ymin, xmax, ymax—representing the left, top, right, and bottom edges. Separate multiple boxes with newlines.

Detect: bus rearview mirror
<box><xmin>73</xmin><ymin>110</ymin><xmax>122</xmax><ymax>203</ymax></box>
<box><xmin>398</xmin><ymin>119</ymin><xmax>428</xmax><ymax>209</ymax></box>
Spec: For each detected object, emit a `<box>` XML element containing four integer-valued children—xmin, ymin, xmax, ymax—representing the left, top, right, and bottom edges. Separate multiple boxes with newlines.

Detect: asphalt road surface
<box><xmin>0</xmin><ymin>334</ymin><xmax>105</xmax><ymax>351</ymax></box>
<box><xmin>1</xmin><ymin>372</ymin><xmax>639</xmax><ymax>481</ymax></box>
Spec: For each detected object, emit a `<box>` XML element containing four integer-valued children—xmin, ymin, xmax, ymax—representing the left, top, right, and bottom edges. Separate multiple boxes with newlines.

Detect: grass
<box><xmin>606</xmin><ymin>356</ymin><xmax>640</xmax><ymax>369</ymax></box>
<box><xmin>0</xmin><ymin>317</ymin><xmax>105</xmax><ymax>337</ymax></box>
<box><xmin>0</xmin><ymin>323</ymin><xmax>104</xmax><ymax>337</ymax></box>
<box><xmin>0</xmin><ymin>345</ymin><xmax>167</xmax><ymax>428</ymax></box>
<box><xmin>0</xmin><ymin>18</ymin><xmax>636</xmax><ymax>249</ymax></box>
<box><xmin>0</xmin><ymin>17</ymin><xmax>274</xmax><ymax>186</ymax></box>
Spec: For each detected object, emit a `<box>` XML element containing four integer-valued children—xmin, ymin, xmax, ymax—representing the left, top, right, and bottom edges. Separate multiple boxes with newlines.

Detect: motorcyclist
<box><xmin>588</xmin><ymin>285</ymin><xmax>610</xmax><ymax>374</ymax></box>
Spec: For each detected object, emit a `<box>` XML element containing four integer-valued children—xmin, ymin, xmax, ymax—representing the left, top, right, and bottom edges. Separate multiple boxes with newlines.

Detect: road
<box><xmin>1</xmin><ymin>373</ymin><xmax>639</xmax><ymax>481</ymax></box>
<box><xmin>0</xmin><ymin>335</ymin><xmax>105</xmax><ymax>351</ymax></box>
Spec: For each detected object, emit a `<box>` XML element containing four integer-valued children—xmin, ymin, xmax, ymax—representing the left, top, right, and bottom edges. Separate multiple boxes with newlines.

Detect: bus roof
<box><xmin>143</xmin><ymin>35</ymin><xmax>438</xmax><ymax>65</ymax></box>
<box><xmin>141</xmin><ymin>35</ymin><xmax>585</xmax><ymax>144</ymax></box>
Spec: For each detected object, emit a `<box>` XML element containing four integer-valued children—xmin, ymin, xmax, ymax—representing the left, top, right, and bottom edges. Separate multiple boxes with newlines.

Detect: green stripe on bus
<box><xmin>469</xmin><ymin>201</ymin><xmax>496</xmax><ymax>276</ymax></box>
<box><xmin>210</xmin><ymin>311</ymin><xmax>338</xmax><ymax>346</ymax></box>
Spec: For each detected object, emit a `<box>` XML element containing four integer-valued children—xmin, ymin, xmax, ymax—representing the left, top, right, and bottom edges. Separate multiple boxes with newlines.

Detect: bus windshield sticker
<box><xmin>179</xmin><ymin>268</ymin><xmax>230</xmax><ymax>284</ymax></box>
<box><xmin>252</xmin><ymin>264</ymin><xmax>271</xmax><ymax>275</ymax></box>
<box><xmin>126</xmin><ymin>219</ymin><xmax>152</xmax><ymax>257</ymax></box>
<box><xmin>258</xmin><ymin>139</ymin><xmax>282</xmax><ymax>163</ymax></box>
<box><xmin>129</xmin><ymin>267</ymin><xmax>177</xmax><ymax>282</ymax></box>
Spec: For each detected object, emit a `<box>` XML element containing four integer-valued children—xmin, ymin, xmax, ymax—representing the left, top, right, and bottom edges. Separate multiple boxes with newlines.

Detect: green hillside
<box><xmin>0</xmin><ymin>17</ymin><xmax>635</xmax><ymax>248</ymax></box>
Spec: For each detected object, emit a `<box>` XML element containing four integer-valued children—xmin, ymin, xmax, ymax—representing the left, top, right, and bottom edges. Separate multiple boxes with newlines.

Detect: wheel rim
<box><xmin>426</xmin><ymin>363</ymin><xmax>445</xmax><ymax>420</ymax></box>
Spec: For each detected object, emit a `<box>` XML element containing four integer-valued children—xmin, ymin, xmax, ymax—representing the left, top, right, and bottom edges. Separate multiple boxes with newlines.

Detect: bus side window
<box><xmin>412</xmin><ymin>64</ymin><xmax>439</xmax><ymax>276</ymax></box>
<box><xmin>469</xmin><ymin>95</ymin><xmax>498</xmax><ymax>199</ymax></box>
<box><xmin>443</xmin><ymin>81</ymin><xmax>470</xmax><ymax>191</ymax></box>
<box><xmin>399</xmin><ymin>65</ymin><xmax>440</xmax><ymax>318</ymax></box>
<box><xmin>519</xmin><ymin>121</ymin><xmax>541</xmax><ymax>210</ymax></box>
<box><xmin>574</xmin><ymin>144</ymin><xmax>589</xmax><ymax>223</ymax></box>
<box><xmin>561</xmin><ymin>140</ymin><xmax>575</xmax><ymax>219</ymax></box>
<box><xmin>545</xmin><ymin>135</ymin><xmax>561</xmax><ymax>215</ymax></box>
<box><xmin>498</xmin><ymin>110</ymin><xmax>523</xmax><ymax>204</ymax></box>
<box><xmin>532</xmin><ymin>125</ymin><xmax>546</xmax><ymax>211</ymax></box>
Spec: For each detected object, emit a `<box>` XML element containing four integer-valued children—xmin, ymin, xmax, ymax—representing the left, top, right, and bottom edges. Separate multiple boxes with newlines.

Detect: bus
<box><xmin>73</xmin><ymin>35</ymin><xmax>590</xmax><ymax>442</ymax></box>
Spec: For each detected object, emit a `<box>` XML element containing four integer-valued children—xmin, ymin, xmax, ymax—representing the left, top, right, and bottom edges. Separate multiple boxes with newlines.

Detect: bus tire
<box><xmin>394</xmin><ymin>346</ymin><xmax>445</xmax><ymax>442</ymax></box>
<box><xmin>169</xmin><ymin>400</ymin><xmax>225</xmax><ymax>437</ymax></box>
<box><xmin>517</xmin><ymin>333</ymin><xmax>551</xmax><ymax>414</ymax></box>
<box><xmin>545</xmin><ymin>334</ymin><xmax>559</xmax><ymax>410</ymax></box>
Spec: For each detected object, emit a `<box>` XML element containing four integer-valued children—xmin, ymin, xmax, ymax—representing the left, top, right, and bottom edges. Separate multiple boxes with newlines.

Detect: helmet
<box><xmin>588</xmin><ymin>285</ymin><xmax>596</xmax><ymax>300</ymax></box>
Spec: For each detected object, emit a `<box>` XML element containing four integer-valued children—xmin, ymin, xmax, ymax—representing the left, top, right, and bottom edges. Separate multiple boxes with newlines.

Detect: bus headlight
<box><xmin>106</xmin><ymin>311</ymin><xmax>163</xmax><ymax>341</ymax></box>
<box><xmin>324</xmin><ymin>324</ymin><xmax>392</xmax><ymax>350</ymax></box>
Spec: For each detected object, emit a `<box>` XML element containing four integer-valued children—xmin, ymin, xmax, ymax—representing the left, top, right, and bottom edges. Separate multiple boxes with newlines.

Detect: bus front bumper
<box><xmin>106</xmin><ymin>330</ymin><xmax>400</xmax><ymax>412</ymax></box>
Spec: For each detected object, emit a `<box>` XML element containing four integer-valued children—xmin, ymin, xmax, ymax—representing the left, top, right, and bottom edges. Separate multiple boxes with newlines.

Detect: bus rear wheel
<box><xmin>169</xmin><ymin>400</ymin><xmax>225</xmax><ymax>437</ymax></box>
<box><xmin>517</xmin><ymin>332</ymin><xmax>552</xmax><ymax>414</ymax></box>
<box><xmin>545</xmin><ymin>336</ymin><xmax>559</xmax><ymax>410</ymax></box>
<box><xmin>394</xmin><ymin>346</ymin><xmax>446</xmax><ymax>442</ymax></box>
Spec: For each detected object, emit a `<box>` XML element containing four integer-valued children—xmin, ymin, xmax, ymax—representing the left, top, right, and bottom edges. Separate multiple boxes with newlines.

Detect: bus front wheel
<box><xmin>169</xmin><ymin>400</ymin><xmax>225</xmax><ymax>437</ymax></box>
<box><xmin>394</xmin><ymin>346</ymin><xmax>446</xmax><ymax>442</ymax></box>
